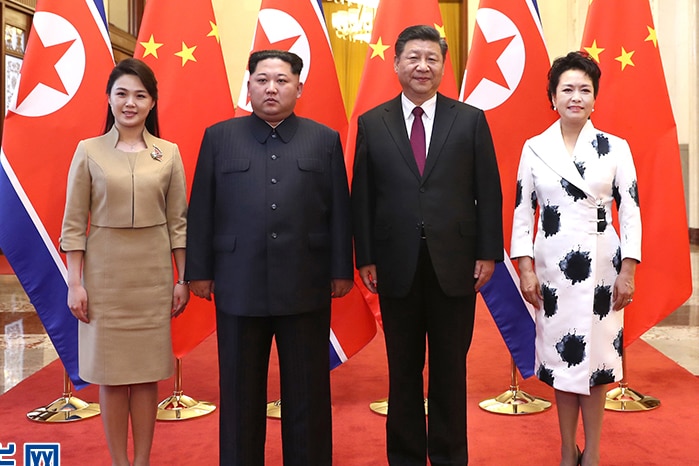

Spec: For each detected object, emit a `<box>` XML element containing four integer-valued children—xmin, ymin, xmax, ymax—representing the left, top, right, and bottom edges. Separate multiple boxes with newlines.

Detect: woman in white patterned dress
<box><xmin>511</xmin><ymin>52</ymin><xmax>641</xmax><ymax>466</ymax></box>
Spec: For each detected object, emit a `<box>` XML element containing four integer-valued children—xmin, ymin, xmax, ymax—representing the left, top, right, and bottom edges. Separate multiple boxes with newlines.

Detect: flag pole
<box><xmin>266</xmin><ymin>399</ymin><xmax>282</xmax><ymax>419</ymax></box>
<box><xmin>26</xmin><ymin>368</ymin><xmax>100</xmax><ymax>422</ymax></box>
<box><xmin>478</xmin><ymin>357</ymin><xmax>551</xmax><ymax>415</ymax></box>
<box><xmin>157</xmin><ymin>358</ymin><xmax>216</xmax><ymax>420</ymax></box>
<box><xmin>605</xmin><ymin>346</ymin><xmax>660</xmax><ymax>411</ymax></box>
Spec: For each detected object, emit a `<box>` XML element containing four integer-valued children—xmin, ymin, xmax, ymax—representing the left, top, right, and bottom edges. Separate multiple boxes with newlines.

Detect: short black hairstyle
<box><xmin>248</xmin><ymin>50</ymin><xmax>303</xmax><ymax>76</ymax></box>
<box><xmin>104</xmin><ymin>58</ymin><xmax>160</xmax><ymax>136</ymax></box>
<box><xmin>395</xmin><ymin>25</ymin><xmax>448</xmax><ymax>59</ymax></box>
<box><xmin>547</xmin><ymin>51</ymin><xmax>602</xmax><ymax>109</ymax></box>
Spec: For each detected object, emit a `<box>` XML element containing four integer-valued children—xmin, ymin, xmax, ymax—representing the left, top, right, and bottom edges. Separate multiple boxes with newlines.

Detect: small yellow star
<box><xmin>583</xmin><ymin>40</ymin><xmax>605</xmax><ymax>63</ymax></box>
<box><xmin>434</xmin><ymin>24</ymin><xmax>447</xmax><ymax>39</ymax></box>
<box><xmin>175</xmin><ymin>42</ymin><xmax>197</xmax><ymax>66</ymax></box>
<box><xmin>140</xmin><ymin>34</ymin><xmax>163</xmax><ymax>59</ymax></box>
<box><xmin>615</xmin><ymin>47</ymin><xmax>635</xmax><ymax>70</ymax></box>
<box><xmin>369</xmin><ymin>37</ymin><xmax>391</xmax><ymax>60</ymax></box>
<box><xmin>645</xmin><ymin>26</ymin><xmax>657</xmax><ymax>47</ymax></box>
<box><xmin>208</xmin><ymin>21</ymin><xmax>220</xmax><ymax>44</ymax></box>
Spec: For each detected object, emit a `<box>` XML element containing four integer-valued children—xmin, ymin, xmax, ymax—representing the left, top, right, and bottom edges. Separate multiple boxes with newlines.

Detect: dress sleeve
<box><xmin>166</xmin><ymin>144</ymin><xmax>188</xmax><ymax>250</ymax></box>
<box><xmin>510</xmin><ymin>143</ymin><xmax>537</xmax><ymax>259</ymax></box>
<box><xmin>614</xmin><ymin>139</ymin><xmax>642</xmax><ymax>262</ymax></box>
<box><xmin>60</xmin><ymin>142</ymin><xmax>91</xmax><ymax>252</ymax></box>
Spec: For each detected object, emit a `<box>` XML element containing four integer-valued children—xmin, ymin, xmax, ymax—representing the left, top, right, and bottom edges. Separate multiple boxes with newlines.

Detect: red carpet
<box><xmin>0</xmin><ymin>254</ymin><xmax>13</xmax><ymax>274</ymax></box>
<box><xmin>1</xmin><ymin>297</ymin><xmax>697</xmax><ymax>465</ymax></box>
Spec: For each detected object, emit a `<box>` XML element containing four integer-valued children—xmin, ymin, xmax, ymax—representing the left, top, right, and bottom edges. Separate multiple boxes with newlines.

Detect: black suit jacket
<box><xmin>352</xmin><ymin>93</ymin><xmax>504</xmax><ymax>297</ymax></box>
<box><xmin>185</xmin><ymin>113</ymin><xmax>353</xmax><ymax>316</ymax></box>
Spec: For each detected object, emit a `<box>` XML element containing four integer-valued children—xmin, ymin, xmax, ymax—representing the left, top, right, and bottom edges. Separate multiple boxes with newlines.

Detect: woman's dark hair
<box><xmin>547</xmin><ymin>51</ymin><xmax>601</xmax><ymax>110</ymax></box>
<box><xmin>104</xmin><ymin>58</ymin><xmax>160</xmax><ymax>136</ymax></box>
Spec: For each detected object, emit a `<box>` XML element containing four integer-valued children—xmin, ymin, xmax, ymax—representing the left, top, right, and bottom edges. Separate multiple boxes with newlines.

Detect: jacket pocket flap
<box><xmin>222</xmin><ymin>158</ymin><xmax>250</xmax><ymax>173</ymax></box>
<box><xmin>213</xmin><ymin>235</ymin><xmax>237</xmax><ymax>251</ymax></box>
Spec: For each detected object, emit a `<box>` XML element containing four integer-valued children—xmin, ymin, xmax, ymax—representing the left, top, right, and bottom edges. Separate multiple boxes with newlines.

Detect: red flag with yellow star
<box><xmin>581</xmin><ymin>0</ymin><xmax>691</xmax><ymax>346</ymax></box>
<box><xmin>135</xmin><ymin>0</ymin><xmax>236</xmax><ymax>357</ymax></box>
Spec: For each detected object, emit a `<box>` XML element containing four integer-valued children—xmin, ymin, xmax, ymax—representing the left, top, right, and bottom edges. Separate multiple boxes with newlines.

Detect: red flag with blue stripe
<box><xmin>0</xmin><ymin>0</ymin><xmax>114</xmax><ymax>389</ymax></box>
<box><xmin>461</xmin><ymin>0</ymin><xmax>555</xmax><ymax>378</ymax></box>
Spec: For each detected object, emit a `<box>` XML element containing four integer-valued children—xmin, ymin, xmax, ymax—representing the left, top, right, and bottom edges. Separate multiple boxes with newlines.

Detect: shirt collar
<box><xmin>251</xmin><ymin>112</ymin><xmax>299</xmax><ymax>144</ymax></box>
<box><xmin>401</xmin><ymin>93</ymin><xmax>437</xmax><ymax>121</ymax></box>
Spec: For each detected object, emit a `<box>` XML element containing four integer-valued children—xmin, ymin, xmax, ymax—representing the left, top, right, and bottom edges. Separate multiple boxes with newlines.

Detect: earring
<box><xmin>592</xmin><ymin>108</ymin><xmax>595</xmax><ymax>112</ymax></box>
<box><xmin>553</xmin><ymin>106</ymin><xmax>557</xmax><ymax>111</ymax></box>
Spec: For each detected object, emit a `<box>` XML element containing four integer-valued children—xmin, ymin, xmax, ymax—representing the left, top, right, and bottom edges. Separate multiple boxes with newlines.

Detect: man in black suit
<box><xmin>185</xmin><ymin>50</ymin><xmax>353</xmax><ymax>466</ymax></box>
<box><xmin>352</xmin><ymin>26</ymin><xmax>503</xmax><ymax>465</ymax></box>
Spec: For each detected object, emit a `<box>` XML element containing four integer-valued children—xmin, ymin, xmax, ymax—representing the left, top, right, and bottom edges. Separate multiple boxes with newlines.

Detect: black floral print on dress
<box><xmin>593</xmin><ymin>133</ymin><xmax>610</xmax><ymax>157</ymax></box>
<box><xmin>629</xmin><ymin>180</ymin><xmax>640</xmax><ymax>207</ymax></box>
<box><xmin>561</xmin><ymin>179</ymin><xmax>586</xmax><ymax>201</ymax></box>
<box><xmin>612</xmin><ymin>247</ymin><xmax>622</xmax><ymax>274</ymax></box>
<box><xmin>559</xmin><ymin>248</ymin><xmax>592</xmax><ymax>284</ymax></box>
<box><xmin>590</xmin><ymin>367</ymin><xmax>615</xmax><ymax>386</ymax></box>
<box><xmin>575</xmin><ymin>160</ymin><xmax>586</xmax><ymax>178</ymax></box>
<box><xmin>593</xmin><ymin>284</ymin><xmax>612</xmax><ymax>320</ymax></box>
<box><xmin>556</xmin><ymin>332</ymin><xmax>586</xmax><ymax>367</ymax></box>
<box><xmin>542</xmin><ymin>203</ymin><xmax>561</xmax><ymax>237</ymax></box>
<box><xmin>613</xmin><ymin>328</ymin><xmax>623</xmax><ymax>358</ymax></box>
<box><xmin>537</xmin><ymin>364</ymin><xmax>555</xmax><ymax>386</ymax></box>
<box><xmin>542</xmin><ymin>283</ymin><xmax>558</xmax><ymax>318</ymax></box>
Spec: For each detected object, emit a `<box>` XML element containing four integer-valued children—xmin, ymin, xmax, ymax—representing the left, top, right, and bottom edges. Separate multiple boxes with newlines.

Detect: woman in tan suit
<box><xmin>60</xmin><ymin>58</ymin><xmax>189</xmax><ymax>466</ymax></box>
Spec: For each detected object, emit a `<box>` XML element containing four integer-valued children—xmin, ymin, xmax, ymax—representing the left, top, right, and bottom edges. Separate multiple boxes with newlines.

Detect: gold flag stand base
<box><xmin>605</xmin><ymin>382</ymin><xmax>660</xmax><ymax>412</ymax></box>
<box><xmin>157</xmin><ymin>358</ymin><xmax>216</xmax><ymax>421</ymax></box>
<box><xmin>368</xmin><ymin>397</ymin><xmax>428</xmax><ymax>416</ymax></box>
<box><xmin>266</xmin><ymin>399</ymin><xmax>282</xmax><ymax>419</ymax></box>
<box><xmin>604</xmin><ymin>349</ymin><xmax>660</xmax><ymax>412</ymax></box>
<box><xmin>27</xmin><ymin>370</ymin><xmax>100</xmax><ymax>422</ymax></box>
<box><xmin>478</xmin><ymin>358</ymin><xmax>551</xmax><ymax>415</ymax></box>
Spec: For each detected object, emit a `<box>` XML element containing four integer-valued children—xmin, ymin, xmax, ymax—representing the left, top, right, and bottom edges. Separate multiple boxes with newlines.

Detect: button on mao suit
<box><xmin>352</xmin><ymin>93</ymin><xmax>503</xmax><ymax>465</ymax></box>
<box><xmin>185</xmin><ymin>112</ymin><xmax>352</xmax><ymax>465</ymax></box>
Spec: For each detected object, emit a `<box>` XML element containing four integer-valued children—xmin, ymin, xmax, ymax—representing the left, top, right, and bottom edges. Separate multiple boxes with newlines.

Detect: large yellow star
<box><xmin>645</xmin><ymin>25</ymin><xmax>658</xmax><ymax>47</ymax></box>
<box><xmin>140</xmin><ymin>34</ymin><xmax>163</xmax><ymax>59</ymax></box>
<box><xmin>615</xmin><ymin>47</ymin><xmax>635</xmax><ymax>70</ymax></box>
<box><xmin>370</xmin><ymin>37</ymin><xmax>391</xmax><ymax>60</ymax></box>
<box><xmin>175</xmin><ymin>42</ymin><xmax>197</xmax><ymax>66</ymax></box>
<box><xmin>584</xmin><ymin>40</ymin><xmax>605</xmax><ymax>63</ymax></box>
<box><xmin>434</xmin><ymin>23</ymin><xmax>446</xmax><ymax>39</ymax></box>
<box><xmin>208</xmin><ymin>21</ymin><xmax>220</xmax><ymax>44</ymax></box>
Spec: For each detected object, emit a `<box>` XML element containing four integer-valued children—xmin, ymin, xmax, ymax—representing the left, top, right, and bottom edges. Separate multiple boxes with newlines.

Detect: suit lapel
<box><xmin>423</xmin><ymin>94</ymin><xmax>455</xmax><ymax>180</ymax></box>
<box><xmin>381</xmin><ymin>96</ymin><xmax>422</xmax><ymax>180</ymax></box>
<box><xmin>529</xmin><ymin>120</ymin><xmax>595</xmax><ymax>199</ymax></box>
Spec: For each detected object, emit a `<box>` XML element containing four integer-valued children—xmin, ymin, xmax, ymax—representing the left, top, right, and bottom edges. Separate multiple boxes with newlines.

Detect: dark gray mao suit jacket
<box><xmin>352</xmin><ymin>93</ymin><xmax>504</xmax><ymax>297</ymax></box>
<box><xmin>185</xmin><ymin>112</ymin><xmax>353</xmax><ymax>316</ymax></box>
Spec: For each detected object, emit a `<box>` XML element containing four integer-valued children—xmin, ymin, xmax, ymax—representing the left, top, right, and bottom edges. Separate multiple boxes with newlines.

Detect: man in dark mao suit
<box><xmin>185</xmin><ymin>50</ymin><xmax>353</xmax><ymax>466</ymax></box>
<box><xmin>352</xmin><ymin>26</ymin><xmax>503</xmax><ymax>465</ymax></box>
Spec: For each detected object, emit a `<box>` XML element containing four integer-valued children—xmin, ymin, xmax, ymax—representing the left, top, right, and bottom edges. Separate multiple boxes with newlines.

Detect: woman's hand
<box><xmin>517</xmin><ymin>256</ymin><xmax>542</xmax><ymax>308</ymax></box>
<box><xmin>68</xmin><ymin>284</ymin><xmax>89</xmax><ymax>323</ymax></box>
<box><xmin>172</xmin><ymin>282</ymin><xmax>190</xmax><ymax>317</ymax></box>
<box><xmin>612</xmin><ymin>258</ymin><xmax>637</xmax><ymax>310</ymax></box>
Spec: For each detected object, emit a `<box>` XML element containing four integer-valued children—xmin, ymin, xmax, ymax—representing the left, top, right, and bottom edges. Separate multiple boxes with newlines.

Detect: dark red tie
<box><xmin>410</xmin><ymin>106</ymin><xmax>426</xmax><ymax>175</ymax></box>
